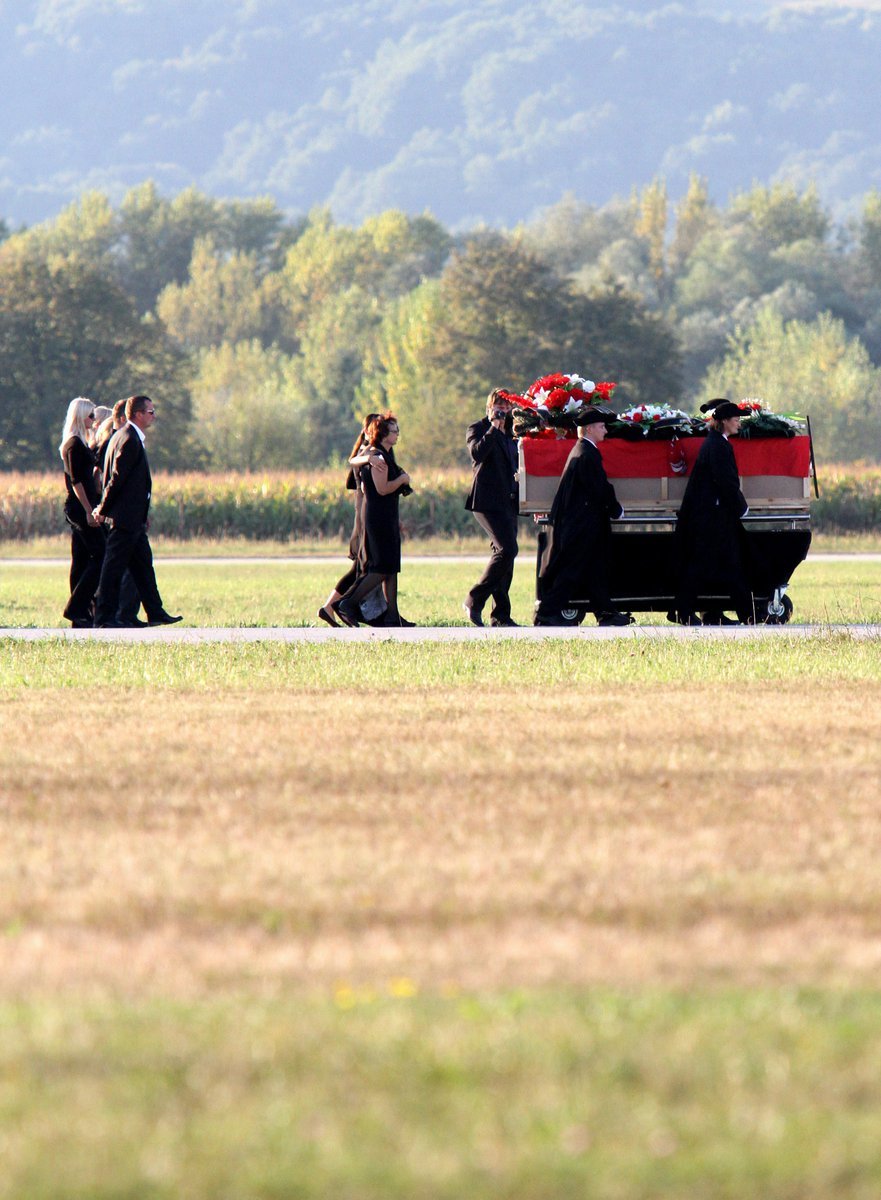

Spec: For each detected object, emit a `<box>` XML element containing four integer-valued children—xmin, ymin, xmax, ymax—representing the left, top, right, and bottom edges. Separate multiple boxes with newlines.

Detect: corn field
<box><xmin>0</xmin><ymin>470</ymin><xmax>477</xmax><ymax>541</ymax></box>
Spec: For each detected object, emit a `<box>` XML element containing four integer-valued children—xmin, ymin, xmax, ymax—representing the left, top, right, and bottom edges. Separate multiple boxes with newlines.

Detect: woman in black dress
<box><xmin>317</xmin><ymin>412</ymin><xmax>379</xmax><ymax>627</ymax></box>
<box><xmin>674</xmin><ymin>398</ymin><xmax>753</xmax><ymax>625</ymax></box>
<box><xmin>59</xmin><ymin>397</ymin><xmax>104</xmax><ymax>627</ymax></box>
<box><xmin>337</xmin><ymin>413</ymin><xmax>414</xmax><ymax>627</ymax></box>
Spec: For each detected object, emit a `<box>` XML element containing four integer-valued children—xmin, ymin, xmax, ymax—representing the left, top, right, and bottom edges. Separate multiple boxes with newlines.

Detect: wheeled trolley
<box><xmin>519</xmin><ymin>435</ymin><xmax>814</xmax><ymax>624</ymax></box>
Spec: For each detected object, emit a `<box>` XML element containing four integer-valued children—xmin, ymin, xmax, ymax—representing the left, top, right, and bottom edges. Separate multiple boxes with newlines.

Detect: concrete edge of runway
<box><xmin>3</xmin><ymin>623</ymin><xmax>880</xmax><ymax>643</ymax></box>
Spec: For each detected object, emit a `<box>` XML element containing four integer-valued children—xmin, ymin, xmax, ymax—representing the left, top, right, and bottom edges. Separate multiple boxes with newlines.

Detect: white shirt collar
<box><xmin>127</xmin><ymin>420</ymin><xmax>146</xmax><ymax>444</ymax></box>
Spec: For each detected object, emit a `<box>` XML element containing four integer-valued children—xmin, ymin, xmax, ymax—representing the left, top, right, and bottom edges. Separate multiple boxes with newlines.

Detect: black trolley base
<box><xmin>533</xmin><ymin>514</ymin><xmax>812</xmax><ymax>625</ymax></box>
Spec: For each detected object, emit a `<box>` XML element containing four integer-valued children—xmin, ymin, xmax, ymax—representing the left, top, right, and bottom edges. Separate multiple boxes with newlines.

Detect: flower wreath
<box><xmin>734</xmin><ymin>399</ymin><xmax>807</xmax><ymax>439</ymax></box>
<box><xmin>509</xmin><ymin>372</ymin><xmax>617</xmax><ymax>437</ymax></box>
<box><xmin>611</xmin><ymin>404</ymin><xmax>705</xmax><ymax>440</ymax></box>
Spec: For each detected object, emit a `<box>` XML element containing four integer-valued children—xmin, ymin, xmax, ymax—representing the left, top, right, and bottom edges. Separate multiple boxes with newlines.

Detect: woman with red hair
<box><xmin>337</xmin><ymin>412</ymin><xmax>414</xmax><ymax>627</ymax></box>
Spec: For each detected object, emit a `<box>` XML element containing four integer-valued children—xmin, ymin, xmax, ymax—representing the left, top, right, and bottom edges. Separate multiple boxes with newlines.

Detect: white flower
<box><xmin>532</xmin><ymin>388</ymin><xmax>550</xmax><ymax>406</ymax></box>
<box><xmin>563</xmin><ymin>398</ymin><xmax>582</xmax><ymax>415</ymax></box>
<box><xmin>583</xmin><ymin>380</ymin><xmax>595</xmax><ymax>393</ymax></box>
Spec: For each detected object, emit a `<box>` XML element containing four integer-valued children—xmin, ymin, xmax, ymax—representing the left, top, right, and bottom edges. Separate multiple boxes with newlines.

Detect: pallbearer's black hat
<box><xmin>574</xmin><ymin>406</ymin><xmax>616</xmax><ymax>426</ymax></box>
<box><xmin>700</xmin><ymin>397</ymin><xmax>749</xmax><ymax>420</ymax></box>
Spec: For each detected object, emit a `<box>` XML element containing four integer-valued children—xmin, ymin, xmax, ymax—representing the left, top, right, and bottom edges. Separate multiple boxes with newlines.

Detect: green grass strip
<box><xmin>2</xmin><ymin>635</ymin><xmax>881</xmax><ymax>691</ymax></box>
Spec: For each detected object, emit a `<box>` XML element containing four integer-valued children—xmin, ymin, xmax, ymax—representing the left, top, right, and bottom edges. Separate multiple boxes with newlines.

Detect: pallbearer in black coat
<box><xmin>534</xmin><ymin>408</ymin><xmax>631</xmax><ymax>627</ymax></box>
<box><xmin>92</xmin><ymin>395</ymin><xmax>182</xmax><ymax>628</ymax></box>
<box><xmin>673</xmin><ymin>398</ymin><xmax>753</xmax><ymax>625</ymax></box>
<box><xmin>463</xmin><ymin>389</ymin><xmax>520</xmax><ymax>627</ymax></box>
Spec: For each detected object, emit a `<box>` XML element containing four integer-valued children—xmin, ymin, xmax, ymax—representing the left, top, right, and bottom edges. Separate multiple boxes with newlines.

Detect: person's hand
<box><xmin>86</xmin><ymin>511</ymin><xmax>100</xmax><ymax>528</ymax></box>
<box><xmin>92</xmin><ymin>508</ymin><xmax>105</xmax><ymax>524</ymax></box>
<box><xmin>490</xmin><ymin>414</ymin><xmax>507</xmax><ymax>431</ymax></box>
<box><xmin>399</xmin><ymin>472</ymin><xmax>410</xmax><ymax>485</ymax></box>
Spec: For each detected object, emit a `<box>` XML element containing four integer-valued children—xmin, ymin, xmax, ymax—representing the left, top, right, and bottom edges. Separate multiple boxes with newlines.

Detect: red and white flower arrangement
<box><xmin>518</xmin><ymin>372</ymin><xmax>616</xmax><ymax>415</ymax></box>
<box><xmin>618</xmin><ymin>404</ymin><xmax>693</xmax><ymax>427</ymax></box>
<box><xmin>509</xmin><ymin>372</ymin><xmax>617</xmax><ymax>436</ymax></box>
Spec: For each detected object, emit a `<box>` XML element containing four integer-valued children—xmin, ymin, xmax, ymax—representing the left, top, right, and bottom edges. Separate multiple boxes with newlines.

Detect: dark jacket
<box><xmin>539</xmin><ymin>436</ymin><xmax>623</xmax><ymax>589</ymax></box>
<box><xmin>96</xmin><ymin>423</ymin><xmax>152</xmax><ymax>530</ymax></box>
<box><xmin>676</xmin><ymin>429</ymin><xmax>748</xmax><ymax>585</ymax></box>
<box><xmin>465</xmin><ymin>417</ymin><xmax>518</xmax><ymax>513</ymax></box>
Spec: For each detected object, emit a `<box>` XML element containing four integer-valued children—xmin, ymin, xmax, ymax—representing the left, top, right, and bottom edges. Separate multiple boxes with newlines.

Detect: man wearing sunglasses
<box><xmin>92</xmin><ymin>394</ymin><xmax>182</xmax><ymax>628</ymax></box>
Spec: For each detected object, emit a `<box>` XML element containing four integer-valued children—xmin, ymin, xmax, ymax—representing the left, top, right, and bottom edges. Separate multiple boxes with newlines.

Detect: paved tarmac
<box><xmin>3</xmin><ymin>623</ymin><xmax>880</xmax><ymax>643</ymax></box>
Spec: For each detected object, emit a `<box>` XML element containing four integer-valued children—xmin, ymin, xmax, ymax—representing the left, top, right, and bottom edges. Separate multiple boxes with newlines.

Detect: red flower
<box><xmin>632</xmin><ymin>411</ymin><xmax>643</xmax><ymax>422</ymax></box>
<box><xmin>593</xmin><ymin>381</ymin><xmax>617</xmax><ymax>401</ymax></box>
<box><xmin>546</xmin><ymin>388</ymin><xmax>570</xmax><ymax>409</ymax></box>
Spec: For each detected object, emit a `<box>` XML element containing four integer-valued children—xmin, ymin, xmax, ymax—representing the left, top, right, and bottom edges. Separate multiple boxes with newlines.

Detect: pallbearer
<box><xmin>463</xmin><ymin>388</ymin><xmax>520</xmax><ymax>627</ymax></box>
<box><xmin>673</xmin><ymin>398</ymin><xmax>753</xmax><ymax>626</ymax></box>
<box><xmin>534</xmin><ymin>408</ymin><xmax>631</xmax><ymax>627</ymax></box>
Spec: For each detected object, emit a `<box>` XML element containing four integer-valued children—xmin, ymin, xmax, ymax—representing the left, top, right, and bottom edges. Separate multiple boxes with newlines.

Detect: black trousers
<box><xmin>63</xmin><ymin>520</ymin><xmax>106</xmax><ymax>621</ymax></box>
<box><xmin>94</xmin><ymin>523</ymin><xmax>165</xmax><ymax>625</ymax></box>
<box><xmin>117</xmin><ymin>570</ymin><xmax>143</xmax><ymax>623</ymax></box>
<box><xmin>467</xmin><ymin>508</ymin><xmax>519</xmax><ymax>621</ymax></box>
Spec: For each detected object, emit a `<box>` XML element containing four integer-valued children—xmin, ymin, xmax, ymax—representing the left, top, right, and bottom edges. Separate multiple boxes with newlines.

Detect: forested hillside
<box><xmin>2</xmin><ymin>176</ymin><xmax>881</xmax><ymax>470</ymax></box>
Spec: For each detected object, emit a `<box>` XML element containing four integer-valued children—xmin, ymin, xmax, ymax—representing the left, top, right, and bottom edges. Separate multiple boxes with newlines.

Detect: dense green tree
<box><xmin>157</xmin><ymin>237</ymin><xmax>269</xmax><ymax>351</ymax></box>
<box><xmin>669</xmin><ymin>173</ymin><xmax>716</xmax><ymax>274</ymax></box>
<box><xmin>358</xmin><ymin>281</ymin><xmax>460</xmax><ymax>466</ymax></box>
<box><xmin>698</xmin><ymin>307</ymin><xmax>881</xmax><ymax>462</ymax></box>
<box><xmin>518</xmin><ymin>193</ymin><xmax>638</xmax><ymax>278</ymax></box>
<box><xmin>292</xmin><ymin>286</ymin><xmax>384</xmax><ymax>463</ymax></box>
<box><xmin>0</xmin><ymin>239</ymin><xmax>191</xmax><ymax>469</ymax></box>
<box><xmin>190</xmin><ymin>340</ymin><xmax>302</xmax><ymax>470</ymax></box>
<box><xmin>275</xmin><ymin>207</ymin><xmax>450</xmax><ymax>343</ymax></box>
<box><xmin>634</xmin><ymin>177</ymin><xmax>669</xmax><ymax>296</ymax></box>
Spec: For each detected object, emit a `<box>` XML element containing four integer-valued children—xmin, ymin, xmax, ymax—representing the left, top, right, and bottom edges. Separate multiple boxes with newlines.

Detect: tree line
<box><xmin>2</xmin><ymin>176</ymin><xmax>881</xmax><ymax>471</ymax></box>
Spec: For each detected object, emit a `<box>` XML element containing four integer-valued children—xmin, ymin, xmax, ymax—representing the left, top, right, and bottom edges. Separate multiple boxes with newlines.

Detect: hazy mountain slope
<box><xmin>1</xmin><ymin>0</ymin><xmax>878</xmax><ymax>227</ymax></box>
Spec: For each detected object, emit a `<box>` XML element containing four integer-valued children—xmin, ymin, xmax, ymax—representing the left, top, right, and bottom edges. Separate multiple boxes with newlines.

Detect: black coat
<box><xmin>465</xmin><ymin>418</ymin><xmax>518</xmax><ymax>513</ymax></box>
<box><xmin>96</xmin><ymin>424</ymin><xmax>152</xmax><ymax>530</ymax></box>
<box><xmin>539</xmin><ymin>437</ymin><xmax>623</xmax><ymax>595</ymax></box>
<box><xmin>676</xmin><ymin>429</ymin><xmax>748</xmax><ymax>588</ymax></box>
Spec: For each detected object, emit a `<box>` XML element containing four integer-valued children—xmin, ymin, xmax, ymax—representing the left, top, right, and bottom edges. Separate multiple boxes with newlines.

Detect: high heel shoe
<box><xmin>318</xmin><ymin>605</ymin><xmax>341</xmax><ymax>627</ymax></box>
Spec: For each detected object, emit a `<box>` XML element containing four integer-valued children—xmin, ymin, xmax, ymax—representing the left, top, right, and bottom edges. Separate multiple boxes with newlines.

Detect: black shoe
<box><xmin>463</xmin><ymin>602</ymin><xmax>484</xmax><ymax>627</ymax></box>
<box><xmin>533</xmin><ymin>614</ymin><xmax>565</xmax><ymax>626</ymax></box>
<box><xmin>597</xmin><ymin>611</ymin><xmax>633</xmax><ymax>627</ymax></box>
<box><xmin>318</xmin><ymin>605</ymin><xmax>341</xmax><ymax>628</ymax></box>
<box><xmin>336</xmin><ymin>599</ymin><xmax>360</xmax><ymax>627</ymax></box>
<box><xmin>147</xmin><ymin>611</ymin><xmax>183</xmax><ymax>626</ymax></box>
<box><xmin>69</xmin><ymin>617</ymin><xmax>92</xmax><ymax>628</ymax></box>
<box><xmin>95</xmin><ymin>620</ymin><xmax>123</xmax><ymax>628</ymax></box>
<box><xmin>379</xmin><ymin>613</ymin><xmax>417</xmax><ymax>627</ymax></box>
<box><xmin>490</xmin><ymin>617</ymin><xmax>519</xmax><ymax>627</ymax></box>
<box><xmin>126</xmin><ymin>617</ymin><xmax>149</xmax><ymax>628</ymax></box>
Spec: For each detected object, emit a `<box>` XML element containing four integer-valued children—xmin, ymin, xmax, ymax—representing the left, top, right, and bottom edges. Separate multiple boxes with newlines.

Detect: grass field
<box><xmin>3</xmin><ymin>562</ymin><xmax>881</xmax><ymax>1196</ymax></box>
<box><xmin>2</xmin><ymin>554</ymin><xmax>881</xmax><ymax>627</ymax></box>
<box><xmin>2</xmin><ymin>530</ymin><xmax>881</xmax><ymax>559</ymax></box>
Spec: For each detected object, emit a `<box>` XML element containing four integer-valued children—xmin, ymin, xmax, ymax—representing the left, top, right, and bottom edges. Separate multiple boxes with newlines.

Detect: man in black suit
<box><xmin>463</xmin><ymin>389</ymin><xmax>520</xmax><ymax>627</ymax></box>
<box><xmin>534</xmin><ymin>408</ymin><xmax>631</xmax><ymax>627</ymax></box>
<box><xmin>92</xmin><ymin>394</ymin><xmax>182</xmax><ymax>628</ymax></box>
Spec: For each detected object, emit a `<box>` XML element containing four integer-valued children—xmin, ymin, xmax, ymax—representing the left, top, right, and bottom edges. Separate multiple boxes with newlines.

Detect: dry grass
<box><xmin>4</xmin><ymin>680</ymin><xmax>881</xmax><ymax>1000</ymax></box>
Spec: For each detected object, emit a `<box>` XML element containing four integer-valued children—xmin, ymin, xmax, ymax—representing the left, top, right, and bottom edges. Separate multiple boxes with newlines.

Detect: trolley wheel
<box><xmin>560</xmin><ymin>606</ymin><xmax>586</xmax><ymax>626</ymax></box>
<box><xmin>764</xmin><ymin>593</ymin><xmax>793</xmax><ymax>625</ymax></box>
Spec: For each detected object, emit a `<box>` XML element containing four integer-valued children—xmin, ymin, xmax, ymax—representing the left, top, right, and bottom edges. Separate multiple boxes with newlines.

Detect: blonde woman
<box><xmin>59</xmin><ymin>397</ymin><xmax>104</xmax><ymax>627</ymax></box>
